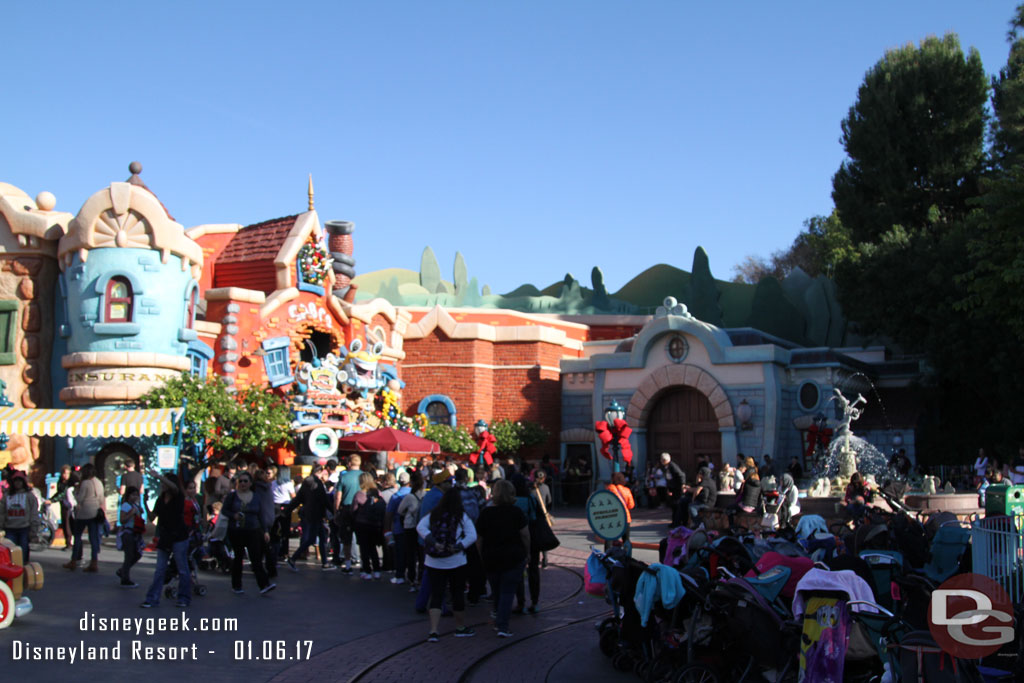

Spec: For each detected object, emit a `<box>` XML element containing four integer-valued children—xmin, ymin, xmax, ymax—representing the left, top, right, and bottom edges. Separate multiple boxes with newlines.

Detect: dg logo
<box><xmin>928</xmin><ymin>573</ymin><xmax>1016</xmax><ymax>659</ymax></box>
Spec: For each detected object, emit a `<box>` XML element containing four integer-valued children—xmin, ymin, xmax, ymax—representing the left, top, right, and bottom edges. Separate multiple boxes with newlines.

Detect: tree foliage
<box><xmin>423</xmin><ymin>423</ymin><xmax>476</xmax><ymax>455</ymax></box>
<box><xmin>732</xmin><ymin>211</ymin><xmax>854</xmax><ymax>284</ymax></box>
<box><xmin>832</xmin><ymin>34</ymin><xmax>988</xmax><ymax>244</ymax></box>
<box><xmin>136</xmin><ymin>373</ymin><xmax>293</xmax><ymax>469</ymax></box>
<box><xmin>991</xmin><ymin>6</ymin><xmax>1024</xmax><ymax>169</ymax></box>
<box><xmin>490</xmin><ymin>419</ymin><xmax>550</xmax><ymax>456</ymax></box>
<box><xmin>732</xmin><ymin>11</ymin><xmax>1024</xmax><ymax>458</ymax></box>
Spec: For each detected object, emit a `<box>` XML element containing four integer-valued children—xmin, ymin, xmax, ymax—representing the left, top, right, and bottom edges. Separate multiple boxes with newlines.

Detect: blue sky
<box><xmin>4</xmin><ymin>1</ymin><xmax>1019</xmax><ymax>294</ymax></box>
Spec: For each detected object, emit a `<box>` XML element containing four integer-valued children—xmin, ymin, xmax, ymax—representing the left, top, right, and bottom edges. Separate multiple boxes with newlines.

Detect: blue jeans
<box><xmin>291</xmin><ymin>516</ymin><xmax>329</xmax><ymax>565</ymax></box>
<box><xmin>145</xmin><ymin>539</ymin><xmax>191</xmax><ymax>606</ymax></box>
<box><xmin>71</xmin><ymin>518</ymin><xmax>102</xmax><ymax>562</ymax></box>
<box><xmin>490</xmin><ymin>559</ymin><xmax>527</xmax><ymax>631</ymax></box>
<box><xmin>4</xmin><ymin>527</ymin><xmax>30</xmax><ymax>563</ymax></box>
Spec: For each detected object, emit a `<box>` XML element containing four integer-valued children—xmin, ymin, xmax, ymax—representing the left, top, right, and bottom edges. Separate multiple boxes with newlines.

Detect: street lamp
<box><xmin>595</xmin><ymin>400</ymin><xmax>631</xmax><ymax>474</ymax></box>
<box><xmin>737</xmin><ymin>399</ymin><xmax>753</xmax><ymax>431</ymax></box>
<box><xmin>605</xmin><ymin>401</ymin><xmax>625</xmax><ymax>425</ymax></box>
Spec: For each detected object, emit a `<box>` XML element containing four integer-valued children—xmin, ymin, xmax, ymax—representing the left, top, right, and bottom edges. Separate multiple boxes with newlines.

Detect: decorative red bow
<box><xmin>805</xmin><ymin>424</ymin><xmax>833</xmax><ymax>461</ymax></box>
<box><xmin>595</xmin><ymin>418</ymin><xmax>633</xmax><ymax>465</ymax></box>
<box><xmin>471</xmin><ymin>430</ymin><xmax>496</xmax><ymax>466</ymax></box>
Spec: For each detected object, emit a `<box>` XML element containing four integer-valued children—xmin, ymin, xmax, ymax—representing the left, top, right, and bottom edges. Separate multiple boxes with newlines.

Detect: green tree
<box><xmin>136</xmin><ymin>374</ymin><xmax>293</xmax><ymax>469</ymax></box>
<box><xmin>732</xmin><ymin>211</ymin><xmax>854</xmax><ymax>284</ymax></box>
<box><xmin>991</xmin><ymin>6</ymin><xmax>1024</xmax><ymax>168</ymax></box>
<box><xmin>832</xmin><ymin>34</ymin><xmax>988</xmax><ymax>244</ymax></box>
<box><xmin>490</xmin><ymin>419</ymin><xmax>550</xmax><ymax>456</ymax></box>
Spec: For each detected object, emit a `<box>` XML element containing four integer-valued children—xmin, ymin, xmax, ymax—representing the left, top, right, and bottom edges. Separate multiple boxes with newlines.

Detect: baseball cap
<box><xmin>432</xmin><ymin>471</ymin><xmax>452</xmax><ymax>486</ymax></box>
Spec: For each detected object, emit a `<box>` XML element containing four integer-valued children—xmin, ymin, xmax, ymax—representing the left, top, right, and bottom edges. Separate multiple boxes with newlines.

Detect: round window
<box><xmin>798</xmin><ymin>381</ymin><xmax>821</xmax><ymax>412</ymax></box>
<box><xmin>667</xmin><ymin>335</ymin><xmax>688</xmax><ymax>363</ymax></box>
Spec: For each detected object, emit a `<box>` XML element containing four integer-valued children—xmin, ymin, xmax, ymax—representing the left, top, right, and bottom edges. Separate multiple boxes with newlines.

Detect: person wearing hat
<box><xmin>0</xmin><ymin>469</ymin><xmax>39</xmax><ymax>562</ymax></box>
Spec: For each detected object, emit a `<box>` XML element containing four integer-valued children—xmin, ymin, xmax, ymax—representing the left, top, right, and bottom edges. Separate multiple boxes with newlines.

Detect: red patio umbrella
<box><xmin>334</xmin><ymin>427</ymin><xmax>441</xmax><ymax>454</ymax></box>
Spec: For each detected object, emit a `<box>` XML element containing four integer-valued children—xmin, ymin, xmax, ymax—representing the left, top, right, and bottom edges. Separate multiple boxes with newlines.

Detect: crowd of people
<box><xmin>0</xmin><ymin>453</ymin><xmax>561</xmax><ymax>640</ymax></box>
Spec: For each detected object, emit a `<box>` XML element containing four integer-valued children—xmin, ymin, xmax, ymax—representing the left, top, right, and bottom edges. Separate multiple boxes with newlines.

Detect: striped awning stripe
<box><xmin>0</xmin><ymin>406</ymin><xmax>182</xmax><ymax>438</ymax></box>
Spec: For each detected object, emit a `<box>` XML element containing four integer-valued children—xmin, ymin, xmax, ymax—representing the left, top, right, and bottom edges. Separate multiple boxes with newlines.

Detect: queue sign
<box><xmin>586</xmin><ymin>489</ymin><xmax>627</xmax><ymax>541</ymax></box>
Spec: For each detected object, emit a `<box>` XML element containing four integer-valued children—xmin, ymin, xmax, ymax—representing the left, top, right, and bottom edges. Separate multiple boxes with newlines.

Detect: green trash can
<box><xmin>985</xmin><ymin>484</ymin><xmax>1024</xmax><ymax>517</ymax></box>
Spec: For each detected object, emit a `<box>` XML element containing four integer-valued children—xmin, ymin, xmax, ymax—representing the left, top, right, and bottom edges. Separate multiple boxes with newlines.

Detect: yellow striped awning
<box><xmin>0</xmin><ymin>406</ymin><xmax>182</xmax><ymax>438</ymax></box>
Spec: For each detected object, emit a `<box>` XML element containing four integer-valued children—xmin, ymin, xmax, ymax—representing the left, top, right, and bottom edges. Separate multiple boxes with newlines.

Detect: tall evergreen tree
<box><xmin>832</xmin><ymin>34</ymin><xmax>988</xmax><ymax>244</ymax></box>
<box><xmin>991</xmin><ymin>6</ymin><xmax>1024</xmax><ymax>168</ymax></box>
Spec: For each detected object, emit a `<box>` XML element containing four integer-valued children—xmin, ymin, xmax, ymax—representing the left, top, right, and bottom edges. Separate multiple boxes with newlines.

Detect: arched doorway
<box><xmin>96</xmin><ymin>444</ymin><xmax>138</xmax><ymax>513</ymax></box>
<box><xmin>646</xmin><ymin>387</ymin><xmax>721</xmax><ymax>478</ymax></box>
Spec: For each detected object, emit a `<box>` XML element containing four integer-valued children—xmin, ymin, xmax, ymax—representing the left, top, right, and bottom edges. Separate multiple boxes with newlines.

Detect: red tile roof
<box><xmin>127</xmin><ymin>174</ymin><xmax>175</xmax><ymax>221</ymax></box>
<box><xmin>217</xmin><ymin>214</ymin><xmax>299</xmax><ymax>264</ymax></box>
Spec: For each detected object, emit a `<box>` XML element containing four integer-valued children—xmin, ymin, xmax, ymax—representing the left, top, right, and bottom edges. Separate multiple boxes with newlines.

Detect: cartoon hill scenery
<box><xmin>353</xmin><ymin>246</ymin><xmax>848</xmax><ymax>348</ymax></box>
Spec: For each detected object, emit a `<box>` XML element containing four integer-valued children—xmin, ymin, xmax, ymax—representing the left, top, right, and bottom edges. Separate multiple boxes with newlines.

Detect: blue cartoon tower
<box><xmin>54</xmin><ymin>163</ymin><xmax>205</xmax><ymax>477</ymax></box>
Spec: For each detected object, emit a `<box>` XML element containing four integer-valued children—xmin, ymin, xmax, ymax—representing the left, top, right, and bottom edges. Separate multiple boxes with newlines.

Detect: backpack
<box><xmin>355</xmin><ymin>491</ymin><xmax>386</xmax><ymax>529</ymax></box>
<box><xmin>425</xmin><ymin>511</ymin><xmax>461</xmax><ymax>558</ymax></box>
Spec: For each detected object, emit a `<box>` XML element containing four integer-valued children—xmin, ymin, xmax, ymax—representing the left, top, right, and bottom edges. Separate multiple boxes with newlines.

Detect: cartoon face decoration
<box><xmin>338</xmin><ymin>338</ymin><xmax>386</xmax><ymax>396</ymax></box>
<box><xmin>474</xmin><ymin>419</ymin><xmax>488</xmax><ymax>437</ymax></box>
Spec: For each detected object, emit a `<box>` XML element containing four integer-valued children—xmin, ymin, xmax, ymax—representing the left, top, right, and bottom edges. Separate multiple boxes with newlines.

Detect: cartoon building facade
<box><xmin>0</xmin><ymin>165</ymin><xmax>922</xmax><ymax>495</ymax></box>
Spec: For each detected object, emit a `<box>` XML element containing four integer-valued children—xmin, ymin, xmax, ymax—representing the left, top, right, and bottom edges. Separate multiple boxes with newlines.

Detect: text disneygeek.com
<box><xmin>7</xmin><ymin>611</ymin><xmax>313</xmax><ymax>663</ymax></box>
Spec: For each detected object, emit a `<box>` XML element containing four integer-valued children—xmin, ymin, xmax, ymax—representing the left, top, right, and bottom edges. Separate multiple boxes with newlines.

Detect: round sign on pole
<box><xmin>586</xmin><ymin>490</ymin><xmax>628</xmax><ymax>541</ymax></box>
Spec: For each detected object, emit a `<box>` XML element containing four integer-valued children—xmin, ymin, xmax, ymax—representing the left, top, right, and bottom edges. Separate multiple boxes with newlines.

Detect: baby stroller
<box><xmin>675</xmin><ymin>567</ymin><xmax>801</xmax><ymax>682</ymax></box>
<box><xmin>594</xmin><ymin>549</ymin><xmax>653</xmax><ymax>674</ymax></box>
<box><xmin>163</xmin><ymin>530</ymin><xmax>208</xmax><ymax>598</ymax></box>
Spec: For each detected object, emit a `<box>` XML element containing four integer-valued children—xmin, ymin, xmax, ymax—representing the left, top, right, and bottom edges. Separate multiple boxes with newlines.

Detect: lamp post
<box><xmin>595</xmin><ymin>400</ymin><xmax>632</xmax><ymax>477</ymax></box>
<box><xmin>737</xmin><ymin>398</ymin><xmax>753</xmax><ymax>431</ymax></box>
<box><xmin>605</xmin><ymin>401</ymin><xmax>626</xmax><ymax>473</ymax></box>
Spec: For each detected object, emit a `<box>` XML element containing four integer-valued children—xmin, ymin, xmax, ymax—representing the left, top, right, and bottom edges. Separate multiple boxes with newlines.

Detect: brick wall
<box><xmin>401</xmin><ymin>331</ymin><xmax>567</xmax><ymax>461</ymax></box>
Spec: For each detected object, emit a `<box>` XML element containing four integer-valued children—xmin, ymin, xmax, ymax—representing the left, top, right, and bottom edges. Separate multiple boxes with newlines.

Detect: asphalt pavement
<box><xmin>2</xmin><ymin>503</ymin><xmax>672</xmax><ymax>682</ymax></box>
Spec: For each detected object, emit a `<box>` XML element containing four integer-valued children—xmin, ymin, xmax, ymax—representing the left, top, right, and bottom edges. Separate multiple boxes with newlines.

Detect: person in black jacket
<box><xmin>223</xmin><ymin>470</ymin><xmax>275</xmax><ymax>594</ymax></box>
<box><xmin>141</xmin><ymin>471</ymin><xmax>191</xmax><ymax>608</ymax></box>
<box><xmin>286</xmin><ymin>465</ymin><xmax>332</xmax><ymax>572</ymax></box>
<box><xmin>658</xmin><ymin>453</ymin><xmax>686</xmax><ymax>505</ymax></box>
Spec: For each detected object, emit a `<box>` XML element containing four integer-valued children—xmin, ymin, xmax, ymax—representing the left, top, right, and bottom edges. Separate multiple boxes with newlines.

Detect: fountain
<box><xmin>801</xmin><ymin>386</ymin><xmax>981</xmax><ymax>521</ymax></box>
<box><xmin>815</xmin><ymin>388</ymin><xmax>890</xmax><ymax>490</ymax></box>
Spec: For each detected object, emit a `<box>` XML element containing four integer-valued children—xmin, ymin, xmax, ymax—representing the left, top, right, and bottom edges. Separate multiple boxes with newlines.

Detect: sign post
<box><xmin>586</xmin><ymin>489</ymin><xmax>629</xmax><ymax>554</ymax></box>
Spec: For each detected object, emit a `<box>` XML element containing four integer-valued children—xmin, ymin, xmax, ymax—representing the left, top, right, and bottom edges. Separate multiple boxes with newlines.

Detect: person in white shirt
<box><xmin>1010</xmin><ymin>446</ymin><xmax>1024</xmax><ymax>485</ymax></box>
<box><xmin>416</xmin><ymin>487</ymin><xmax>477</xmax><ymax>642</ymax></box>
<box><xmin>268</xmin><ymin>466</ymin><xmax>295</xmax><ymax>560</ymax></box>
<box><xmin>973</xmin><ymin>448</ymin><xmax>989</xmax><ymax>486</ymax></box>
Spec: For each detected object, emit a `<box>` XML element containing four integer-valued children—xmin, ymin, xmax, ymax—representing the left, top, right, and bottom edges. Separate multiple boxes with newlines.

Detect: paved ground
<box><xmin>1</xmin><ymin>503</ymin><xmax>673</xmax><ymax>682</ymax></box>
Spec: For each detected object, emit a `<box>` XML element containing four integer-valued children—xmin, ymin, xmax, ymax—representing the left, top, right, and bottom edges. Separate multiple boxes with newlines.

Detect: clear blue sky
<box><xmin>4</xmin><ymin>1</ymin><xmax>1019</xmax><ymax>295</ymax></box>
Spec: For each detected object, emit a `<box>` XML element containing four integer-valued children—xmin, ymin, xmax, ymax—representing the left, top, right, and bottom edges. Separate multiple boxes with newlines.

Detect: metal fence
<box><xmin>972</xmin><ymin>515</ymin><xmax>1024</xmax><ymax>604</ymax></box>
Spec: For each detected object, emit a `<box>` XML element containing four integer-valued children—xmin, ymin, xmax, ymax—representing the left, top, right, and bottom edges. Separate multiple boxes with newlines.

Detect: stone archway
<box><xmin>625</xmin><ymin>363</ymin><xmax>735</xmax><ymax>429</ymax></box>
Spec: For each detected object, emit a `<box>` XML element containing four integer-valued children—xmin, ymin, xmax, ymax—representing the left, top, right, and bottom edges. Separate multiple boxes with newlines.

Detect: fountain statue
<box><xmin>832</xmin><ymin>388</ymin><xmax>866</xmax><ymax>481</ymax></box>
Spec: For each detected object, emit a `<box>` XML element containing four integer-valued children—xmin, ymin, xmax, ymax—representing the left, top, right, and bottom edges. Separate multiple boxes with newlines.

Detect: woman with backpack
<box><xmin>352</xmin><ymin>471</ymin><xmax>385</xmax><ymax>580</ymax></box>
<box><xmin>416</xmin><ymin>486</ymin><xmax>478</xmax><ymax>642</ymax></box>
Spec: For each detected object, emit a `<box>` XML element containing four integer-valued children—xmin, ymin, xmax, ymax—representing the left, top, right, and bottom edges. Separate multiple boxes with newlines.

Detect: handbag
<box><xmin>530</xmin><ymin>494</ymin><xmax>559</xmax><ymax>552</ymax></box>
<box><xmin>534</xmin><ymin>488</ymin><xmax>555</xmax><ymax>528</ymax></box>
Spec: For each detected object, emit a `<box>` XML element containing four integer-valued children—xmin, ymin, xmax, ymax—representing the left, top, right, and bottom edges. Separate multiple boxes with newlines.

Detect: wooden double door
<box><xmin>647</xmin><ymin>387</ymin><xmax>721</xmax><ymax>479</ymax></box>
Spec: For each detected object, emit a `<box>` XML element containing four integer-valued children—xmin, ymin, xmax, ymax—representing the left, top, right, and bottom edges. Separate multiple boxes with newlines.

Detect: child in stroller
<box><xmin>199</xmin><ymin>501</ymin><xmax>233</xmax><ymax>573</ymax></box>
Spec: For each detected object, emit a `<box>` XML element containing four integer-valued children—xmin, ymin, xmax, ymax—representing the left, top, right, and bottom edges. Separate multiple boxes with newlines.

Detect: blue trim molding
<box><xmin>262</xmin><ymin>336</ymin><xmax>294</xmax><ymax>388</ymax></box>
<box><xmin>417</xmin><ymin>394</ymin><xmax>457</xmax><ymax>427</ymax></box>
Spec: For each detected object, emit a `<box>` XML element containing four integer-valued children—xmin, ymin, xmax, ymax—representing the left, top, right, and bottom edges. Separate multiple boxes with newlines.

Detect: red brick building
<box><xmin>399</xmin><ymin>306</ymin><xmax>587</xmax><ymax>456</ymax></box>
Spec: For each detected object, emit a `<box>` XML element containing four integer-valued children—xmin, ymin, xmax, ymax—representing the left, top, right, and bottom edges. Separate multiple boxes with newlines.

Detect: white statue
<box><xmin>831</xmin><ymin>389</ymin><xmax>867</xmax><ymax>480</ymax></box>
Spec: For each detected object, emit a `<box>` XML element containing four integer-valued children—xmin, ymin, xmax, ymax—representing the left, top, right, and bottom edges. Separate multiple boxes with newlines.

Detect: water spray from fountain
<box><xmin>817</xmin><ymin>387</ymin><xmax>890</xmax><ymax>486</ymax></box>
